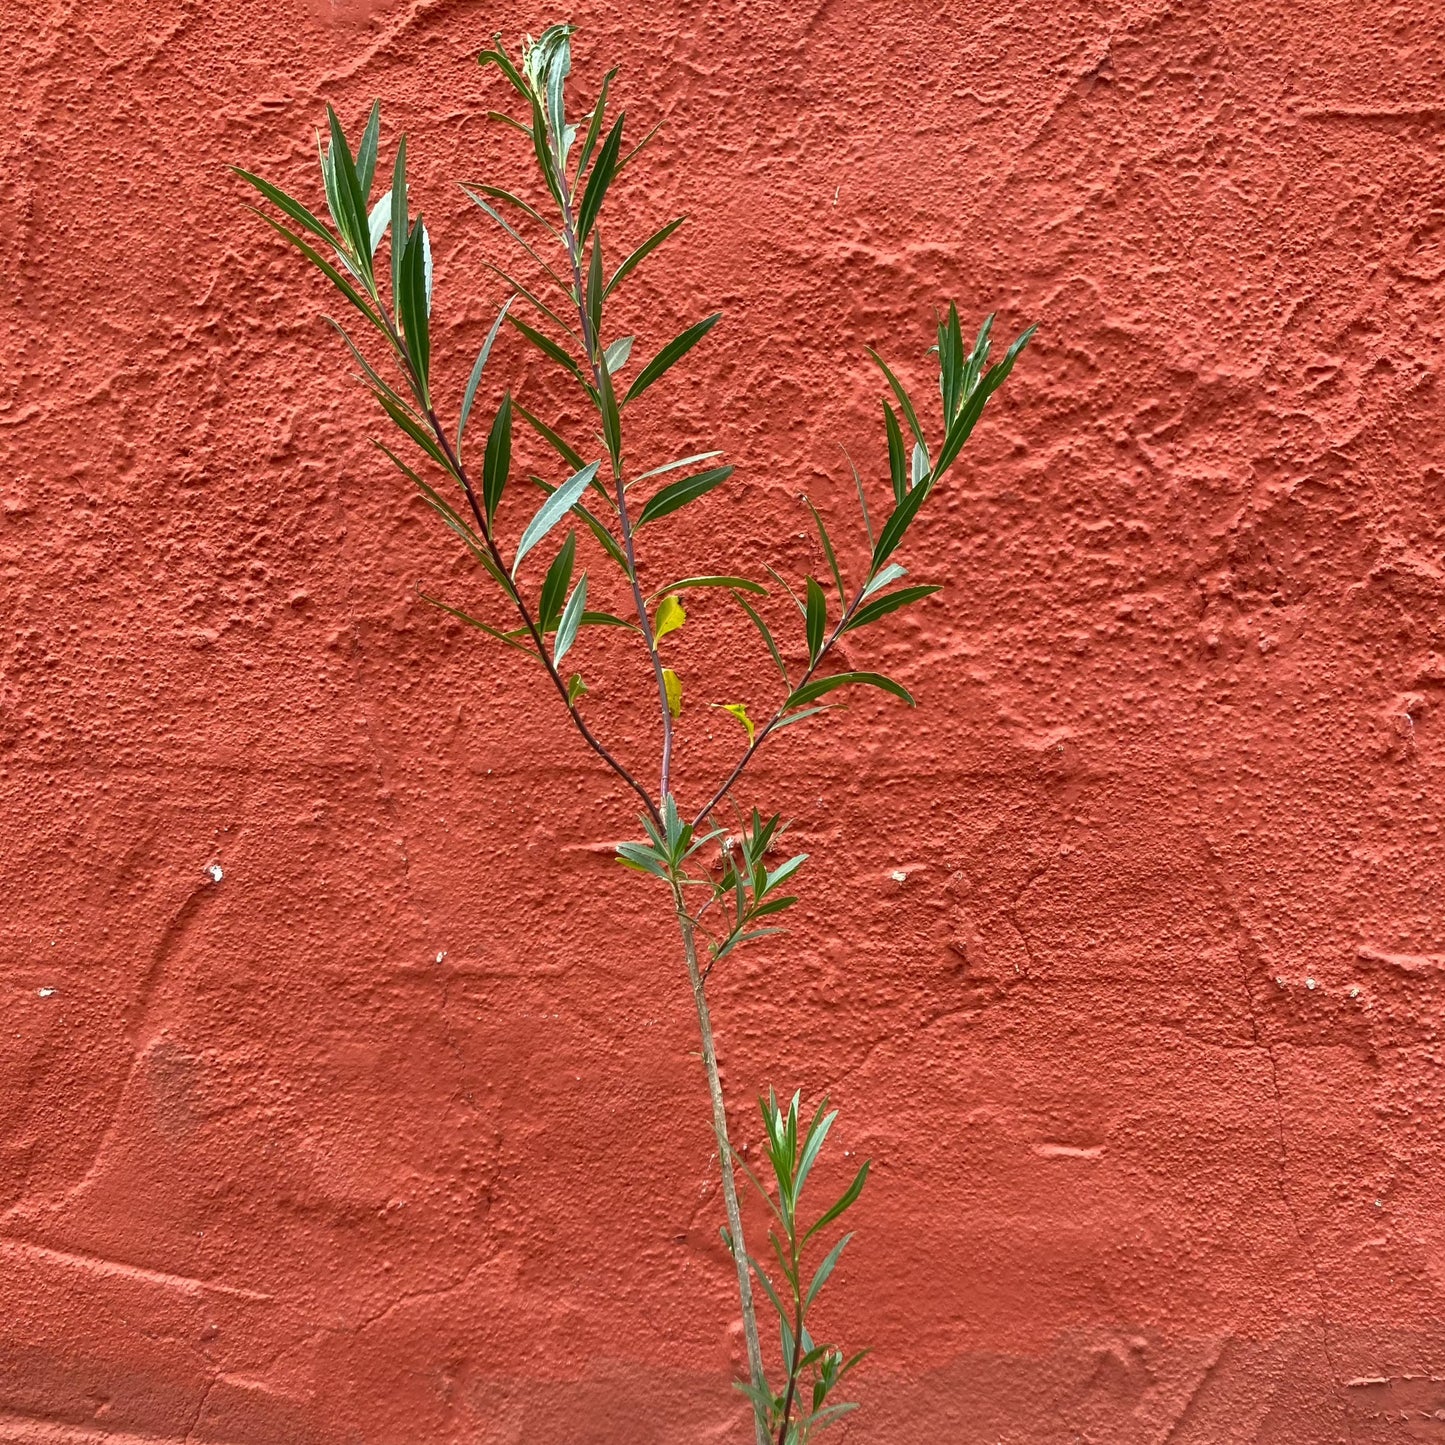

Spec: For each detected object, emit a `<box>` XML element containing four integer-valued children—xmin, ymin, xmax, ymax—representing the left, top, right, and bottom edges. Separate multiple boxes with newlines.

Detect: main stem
<box><xmin>677</xmin><ymin>910</ymin><xmax>770</xmax><ymax>1445</ymax></box>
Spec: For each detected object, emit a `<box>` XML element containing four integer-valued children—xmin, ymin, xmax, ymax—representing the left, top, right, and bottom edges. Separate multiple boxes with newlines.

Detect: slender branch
<box><xmin>375</xmin><ymin>305</ymin><xmax>662</xmax><ymax>829</ymax></box>
<box><xmin>554</xmin><ymin>167</ymin><xmax>677</xmax><ymax>800</ymax></box>
<box><xmin>675</xmin><ymin>904</ymin><xmax>770</xmax><ymax>1445</ymax></box>
<box><xmin>692</xmin><ymin>591</ymin><xmax>866</xmax><ymax>829</ymax></box>
<box><xmin>776</xmin><ymin>1282</ymin><xmax>805</xmax><ymax>1445</ymax></box>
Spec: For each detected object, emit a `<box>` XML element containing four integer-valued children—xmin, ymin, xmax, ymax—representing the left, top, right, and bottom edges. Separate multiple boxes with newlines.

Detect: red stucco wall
<box><xmin>5</xmin><ymin>1</ymin><xmax>1445</xmax><ymax>1441</ymax></box>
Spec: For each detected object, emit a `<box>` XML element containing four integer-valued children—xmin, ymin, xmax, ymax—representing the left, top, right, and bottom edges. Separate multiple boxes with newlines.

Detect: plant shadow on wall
<box><xmin>236</xmin><ymin>22</ymin><xmax>1032</xmax><ymax>1444</ymax></box>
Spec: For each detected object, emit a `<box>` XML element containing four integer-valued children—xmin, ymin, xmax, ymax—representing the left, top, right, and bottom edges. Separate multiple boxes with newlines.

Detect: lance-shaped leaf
<box><xmin>733</xmin><ymin>591</ymin><xmax>788</xmax><ymax>684</ymax></box>
<box><xmin>538</xmin><ymin>531</ymin><xmax>576</xmax><ymax>630</ymax></box>
<box><xmin>802</xmin><ymin>1161</ymin><xmax>870</xmax><ymax>1244</ymax></box>
<box><xmin>458</xmin><ymin>297</ymin><xmax>514</xmax><ymax>461</ymax></box>
<box><xmin>803</xmin><ymin>498</ymin><xmax>845</xmax><ymax>602</ymax></box>
<box><xmin>843</xmin><ymin>583</ymin><xmax>941</xmax><ymax>632</ymax></box>
<box><xmin>804</xmin><ymin>1232</ymin><xmax>852</xmax><ymax>1312</ymax></box>
<box><xmin>870</xmin><ymin>473</ymin><xmax>932</xmax><ymax>571</ymax></box>
<box><xmin>937</xmin><ymin>301</ymin><xmax>964</xmax><ymax>423</ymax></box>
<box><xmin>804</xmin><ymin>576</ymin><xmax>827</xmax><ymax>662</ymax></box>
<box><xmin>597</xmin><ymin>343</ymin><xmax>623</xmax><ymax>468</ymax></box>
<box><xmin>244</xmin><ymin>208</ymin><xmax>382</xmax><ymax>329</ymax></box>
<box><xmin>575</xmin><ymin>66</ymin><xmax>617</xmax><ymax>176</ymax></box>
<box><xmin>784</xmin><ymin>672</ymin><xmax>914</xmax><ymax>710</ymax></box>
<box><xmin>605</xmin><ymin>216</ymin><xmax>685</xmax><ymax>299</ymax></box>
<box><xmin>663</xmin><ymin>667</ymin><xmax>682</xmax><ymax>718</ymax></box>
<box><xmin>355</xmin><ymin>100</ymin><xmax>381</xmax><ymax>197</ymax></box>
<box><xmin>603</xmin><ymin>335</ymin><xmax>633</xmax><ymax>373</ymax></box>
<box><xmin>418</xmin><ymin>593</ymin><xmax>540</xmax><ymax>658</ymax></box>
<box><xmin>962</xmin><ymin>311</ymin><xmax>996</xmax><ymax>399</ymax></box>
<box><xmin>911</xmin><ymin>440</ymin><xmax>929</xmax><ymax>490</ymax></box>
<box><xmin>859</xmin><ymin>562</ymin><xmax>906</xmax><ymax>602</ymax></box>
<box><xmin>367</xmin><ymin>190</ymin><xmax>392</xmax><ymax>255</ymax></box>
<box><xmin>553</xmin><ymin>573</ymin><xmax>588</xmax><ymax>664</ymax></box>
<box><xmin>515</xmin><ymin>401</ymin><xmax>587</xmax><ymax>471</ymax></box>
<box><xmin>632</xmin><ymin>450</ymin><xmax>722</xmax><ymax>483</ymax></box>
<box><xmin>397</xmin><ymin>214</ymin><xmax>431</xmax><ymax>390</ymax></box>
<box><xmin>232</xmin><ymin>169</ymin><xmax>336</xmax><ymax>249</ymax></box>
<box><xmin>577</xmin><ymin>112</ymin><xmax>624</xmax><ymax>243</ymax></box>
<box><xmin>389</xmin><ymin>136</ymin><xmax>408</xmax><ymax>316</ymax></box>
<box><xmin>648</xmin><ymin>574</ymin><xmax>765</xmax><ymax>599</ymax></box>
<box><xmin>513</xmin><ymin>460</ymin><xmax>602</xmax><ymax>574</ymax></box>
<box><xmin>483</xmin><ymin>393</ymin><xmax>513</xmax><ymax>524</ymax></box>
<box><xmin>653</xmin><ymin>593</ymin><xmax>686</xmax><ymax>642</ymax></box>
<box><xmin>636</xmin><ymin>464</ymin><xmax>733</xmax><ymax>527</ymax></box>
<box><xmin>625</xmin><ymin>313</ymin><xmax>722</xmax><ymax>403</ymax></box>
<box><xmin>883</xmin><ymin>400</ymin><xmax>907</xmax><ymax>504</ymax></box>
<box><xmin>866</xmin><ymin>347</ymin><xmax>926</xmax><ymax>451</ymax></box>
<box><xmin>508</xmin><ymin>315</ymin><xmax>590</xmax><ymax>387</ymax></box>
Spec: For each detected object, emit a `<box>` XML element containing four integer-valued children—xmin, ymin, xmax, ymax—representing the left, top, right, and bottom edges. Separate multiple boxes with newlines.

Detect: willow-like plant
<box><xmin>237</xmin><ymin>23</ymin><xmax>1032</xmax><ymax>1442</ymax></box>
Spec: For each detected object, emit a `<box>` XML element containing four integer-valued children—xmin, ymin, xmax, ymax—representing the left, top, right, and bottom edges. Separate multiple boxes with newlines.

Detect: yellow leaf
<box><xmin>653</xmin><ymin>593</ymin><xmax>686</xmax><ymax>642</ymax></box>
<box><xmin>718</xmin><ymin>702</ymin><xmax>756</xmax><ymax>745</ymax></box>
<box><xmin>663</xmin><ymin>667</ymin><xmax>682</xmax><ymax>718</ymax></box>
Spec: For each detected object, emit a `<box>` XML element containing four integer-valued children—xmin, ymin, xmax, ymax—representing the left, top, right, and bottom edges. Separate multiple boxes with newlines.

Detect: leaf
<box><xmin>367</xmin><ymin>189</ymin><xmax>392</xmax><ymax>255</ymax></box>
<box><xmin>883</xmin><ymin>401</ymin><xmax>907</xmax><ymax>505</ymax></box>
<box><xmin>784</xmin><ymin>672</ymin><xmax>914</xmax><ymax>710</ymax></box>
<box><xmin>586</xmin><ymin>231</ymin><xmax>604</xmax><ymax>349</ymax></box>
<box><xmin>421</xmin><ymin>221</ymin><xmax>433</xmax><ymax>315</ymax></box>
<box><xmin>514</xmin><ymin>401</ymin><xmax>587</xmax><ymax>471</ymax></box>
<box><xmin>480</xmin><ymin>260</ymin><xmax>576</xmax><ymax>337</ymax></box>
<box><xmin>243</xmin><ymin>207</ymin><xmax>382</xmax><ymax>330</ymax></box>
<box><xmin>808</xmin><ymin>1401</ymin><xmax>861</xmax><ymax>1433</ymax></box>
<box><xmin>663</xmin><ymin>667</ymin><xmax>682</xmax><ymax>718</ymax></box>
<box><xmin>717</xmin><ymin>702</ymin><xmax>756</xmax><ymax>746</ymax></box>
<box><xmin>577</xmin><ymin>113</ymin><xmax>624</xmax><ymax>242</ymax></box>
<box><xmin>763</xmin><ymin>854</ymin><xmax>806</xmax><ymax>896</ymax></box>
<box><xmin>355</xmin><ymin>99</ymin><xmax>382</xmax><ymax>198</ymax></box>
<box><xmin>870</xmin><ymin>472</ymin><xmax>933</xmax><ymax>571</ymax></box>
<box><xmin>765</xmin><ymin>564</ymin><xmax>805</xmax><ymax>618</ymax></box>
<box><xmin>605</xmin><ymin>216</ymin><xmax>685</xmax><ymax>298</ymax></box>
<box><xmin>932</xmin><ymin>323</ymin><xmax>1036</xmax><ymax>476</ymax></box>
<box><xmin>911</xmin><ymin>439</ymin><xmax>929</xmax><ymax>490</ymax></box>
<box><xmin>597</xmin><ymin>345</ymin><xmax>623</xmax><ymax>468</ymax></box>
<box><xmin>575</xmin><ymin>66</ymin><xmax>617</xmax><ymax>176</ymax></box>
<box><xmin>398</xmin><ymin>214</ymin><xmax>430</xmax><ymax>390</ymax></box>
<box><xmin>567</xmin><ymin>671</ymin><xmax>588</xmax><ymax>705</ymax></box>
<box><xmin>464</xmin><ymin>190</ymin><xmax>570</xmax><ymax>288</ymax></box>
<box><xmin>859</xmin><ymin>562</ymin><xmax>906</xmax><ymax>602</ymax></box>
<box><xmin>482</xmin><ymin>392</ymin><xmax>512</xmax><ymax>525</ymax></box>
<box><xmin>324</xmin><ymin>104</ymin><xmax>371</xmax><ymax>267</ymax></box>
<box><xmin>938</xmin><ymin>300</ymin><xmax>964</xmax><ymax>423</ymax></box>
<box><xmin>457</xmin><ymin>297</ymin><xmax>514</xmax><ymax>462</ymax></box>
<box><xmin>603</xmin><ymin>335</ymin><xmax>634</xmax><ymax>373</ymax></box>
<box><xmin>508</xmin><ymin>315</ymin><xmax>590</xmax><ymax>387</ymax></box>
<box><xmin>389</xmin><ymin>136</ymin><xmax>408</xmax><ymax>317</ymax></box>
<box><xmin>324</xmin><ymin>317</ymin><xmax>413</xmax><ymax>416</ymax></box>
<box><xmin>625</xmin><ymin>313</ymin><xmax>722</xmax><ymax>403</ymax></box>
<box><xmin>636</xmin><ymin>465</ymin><xmax>733</xmax><ymax>528</ymax></box>
<box><xmin>769</xmin><ymin>705</ymin><xmax>829</xmax><ymax>733</ymax></box>
<box><xmin>844</xmin><ymin>584</ymin><xmax>941</xmax><ymax>632</ymax></box>
<box><xmin>748</xmin><ymin>1257</ymin><xmax>792</xmax><ymax>1327</ymax></box>
<box><xmin>513</xmin><ymin>460</ymin><xmax>602</xmax><ymax>574</ymax></box>
<box><xmin>648</xmin><ymin>574</ymin><xmax>764</xmax><ymax>600</ymax></box>
<box><xmin>460</xmin><ymin>182</ymin><xmax>559</xmax><ymax>237</ymax></box>
<box><xmin>632</xmin><ymin>450</ymin><xmax>722</xmax><ymax>483</ymax></box>
<box><xmin>802</xmin><ymin>1161</ymin><xmax>870</xmax><ymax>1244</ymax></box>
<box><xmin>803</xmin><ymin>497</ymin><xmax>845</xmax><ymax>603</ymax></box>
<box><xmin>733</xmin><ymin>592</ymin><xmax>788</xmax><ymax>685</ymax></box>
<box><xmin>841</xmin><ymin>443</ymin><xmax>874</xmax><ymax>547</ymax></box>
<box><xmin>232</xmin><ymin>169</ymin><xmax>337</xmax><ymax>249</ymax></box>
<box><xmin>804</xmin><ymin>576</ymin><xmax>827</xmax><ymax>662</ymax></box>
<box><xmin>417</xmin><ymin>592</ymin><xmax>537</xmax><ymax>658</ymax></box>
<box><xmin>866</xmin><ymin>348</ymin><xmax>926</xmax><ymax>452</ymax></box>
<box><xmin>616</xmin><ymin>841</ymin><xmax>670</xmax><ymax>879</ymax></box>
<box><xmin>616</xmin><ymin>119</ymin><xmax>662</xmax><ymax>174</ymax></box>
<box><xmin>554</xmin><ymin>573</ymin><xmax>588</xmax><ymax>664</ymax></box>
<box><xmin>804</xmin><ymin>1233</ymin><xmax>852</xmax><ymax>1311</ymax></box>
<box><xmin>653</xmin><ymin>593</ymin><xmax>686</xmax><ymax>642</ymax></box>
<box><xmin>538</xmin><ymin>531</ymin><xmax>576</xmax><ymax>630</ymax></box>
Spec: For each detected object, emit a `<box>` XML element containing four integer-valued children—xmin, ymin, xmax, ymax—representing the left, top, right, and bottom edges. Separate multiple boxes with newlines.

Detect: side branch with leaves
<box><xmin>237</xmin><ymin>23</ymin><xmax>1032</xmax><ymax>1442</ymax></box>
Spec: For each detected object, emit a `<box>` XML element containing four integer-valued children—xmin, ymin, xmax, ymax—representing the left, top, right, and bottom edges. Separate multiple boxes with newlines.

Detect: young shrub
<box><xmin>236</xmin><ymin>23</ymin><xmax>1032</xmax><ymax>1441</ymax></box>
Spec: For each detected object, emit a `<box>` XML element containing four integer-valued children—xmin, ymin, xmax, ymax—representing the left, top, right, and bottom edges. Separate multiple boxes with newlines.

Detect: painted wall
<box><xmin>4</xmin><ymin>0</ymin><xmax>1444</xmax><ymax>1440</ymax></box>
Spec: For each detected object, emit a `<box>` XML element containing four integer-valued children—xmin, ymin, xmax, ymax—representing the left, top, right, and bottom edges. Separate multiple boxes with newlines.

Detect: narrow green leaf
<box><xmin>933</xmin><ymin>323</ymin><xmax>1036</xmax><ymax>476</ymax></box>
<box><xmin>566</xmin><ymin>671</ymin><xmax>588</xmax><ymax>704</ymax></box>
<box><xmin>804</xmin><ymin>576</ymin><xmax>827</xmax><ymax>662</ymax></box>
<box><xmin>513</xmin><ymin>460</ymin><xmax>602</xmax><ymax>574</ymax></box>
<box><xmin>325</xmin><ymin>105</ymin><xmax>371</xmax><ymax>271</ymax></box>
<box><xmin>963</xmin><ymin>311</ymin><xmax>996</xmax><ymax>399</ymax></box>
<box><xmin>597</xmin><ymin>345</ymin><xmax>622</xmax><ymax>468</ymax></box>
<box><xmin>232</xmin><ymin>169</ymin><xmax>337</xmax><ymax>249</ymax></box>
<box><xmin>911</xmin><ymin>440</ymin><xmax>929</xmax><ymax>490</ymax></box>
<box><xmin>938</xmin><ymin>301</ymin><xmax>965</xmax><ymax>422</ymax></box>
<box><xmin>802</xmin><ymin>1161</ymin><xmax>870</xmax><ymax>1244</ymax></box>
<box><xmin>632</xmin><ymin>450</ymin><xmax>721</xmax><ymax>483</ymax></box>
<box><xmin>389</xmin><ymin>136</ymin><xmax>408</xmax><ymax>319</ymax></box>
<box><xmin>417</xmin><ymin>592</ymin><xmax>537</xmax><ymax>657</ymax></box>
<box><xmin>769</xmin><ymin>705</ymin><xmax>829</xmax><ymax>733</ymax></box>
<box><xmin>577</xmin><ymin>113</ymin><xmax>624</xmax><ymax>244</ymax></box>
<box><xmin>603</xmin><ymin>335</ymin><xmax>633</xmax><ymax>373</ymax></box>
<box><xmin>324</xmin><ymin>317</ymin><xmax>414</xmax><ymax>417</ymax></box>
<box><xmin>538</xmin><ymin>531</ymin><xmax>576</xmax><ymax>630</ymax></box>
<box><xmin>866</xmin><ymin>348</ymin><xmax>926</xmax><ymax>451</ymax></box>
<box><xmin>605</xmin><ymin>216</ymin><xmax>685</xmax><ymax>299</ymax></box>
<box><xmin>553</xmin><ymin>573</ymin><xmax>588</xmax><ymax>663</ymax></box>
<box><xmin>859</xmin><ymin>562</ymin><xmax>906</xmax><ymax>602</ymax></box>
<box><xmin>374</xmin><ymin>442</ymin><xmax>504</xmax><ymax>586</ymax></box>
<box><xmin>748</xmin><ymin>1257</ymin><xmax>792</xmax><ymax>1326</ymax></box>
<box><xmin>733</xmin><ymin>592</ymin><xmax>789</xmax><ymax>685</ymax></box>
<box><xmin>883</xmin><ymin>401</ymin><xmax>907</xmax><ymax>506</ymax></box>
<box><xmin>515</xmin><ymin>401</ymin><xmax>587</xmax><ymax>471</ymax></box>
<box><xmin>371</xmin><ymin>389</ymin><xmax>454</xmax><ymax>477</ymax></box>
<box><xmin>483</xmin><ymin>393</ymin><xmax>513</xmax><ymax>524</ymax></box>
<box><xmin>616</xmin><ymin>841</ymin><xmax>670</xmax><ymax>879</ymax></box>
<box><xmin>479</xmin><ymin>260</ymin><xmax>576</xmax><ymax>338</ymax></box>
<box><xmin>625</xmin><ymin>313</ymin><xmax>722</xmax><ymax>403</ymax></box>
<box><xmin>575</xmin><ymin>67</ymin><xmax>617</xmax><ymax>177</ymax></box>
<box><xmin>398</xmin><ymin>214</ymin><xmax>430</xmax><ymax>392</ymax></box>
<box><xmin>244</xmin><ymin>207</ymin><xmax>383</xmax><ymax>329</ymax></box>
<box><xmin>616</xmin><ymin>118</ymin><xmax>662</xmax><ymax>173</ymax></box>
<box><xmin>804</xmin><ymin>1233</ymin><xmax>852</xmax><ymax>1312</ymax></box>
<box><xmin>508</xmin><ymin>315</ymin><xmax>590</xmax><ymax>387</ymax></box>
<box><xmin>478</xmin><ymin>42</ymin><xmax>529</xmax><ymax>98</ymax></box>
<box><xmin>463</xmin><ymin>190</ymin><xmax>570</xmax><ymax>290</ymax></box>
<box><xmin>457</xmin><ymin>297</ymin><xmax>514</xmax><ymax>462</ymax></box>
<box><xmin>844</xmin><ymin>584</ymin><xmax>941</xmax><ymax>632</ymax></box>
<box><xmin>870</xmin><ymin>473</ymin><xmax>932</xmax><ymax>571</ymax></box>
<box><xmin>586</xmin><ymin>232</ymin><xmax>604</xmax><ymax>352</ymax></box>
<box><xmin>648</xmin><ymin>574</ymin><xmax>764</xmax><ymax>599</ymax></box>
<box><xmin>808</xmin><ymin>1401</ymin><xmax>861</xmax><ymax>1432</ymax></box>
<box><xmin>355</xmin><ymin>99</ymin><xmax>381</xmax><ymax>198</ymax></box>
<box><xmin>636</xmin><ymin>464</ymin><xmax>733</xmax><ymax>528</ymax></box>
<box><xmin>785</xmin><ymin>672</ymin><xmax>914</xmax><ymax>710</ymax></box>
<box><xmin>460</xmin><ymin>181</ymin><xmax>560</xmax><ymax>238</ymax></box>
<box><xmin>803</xmin><ymin>498</ymin><xmax>845</xmax><ymax>603</ymax></box>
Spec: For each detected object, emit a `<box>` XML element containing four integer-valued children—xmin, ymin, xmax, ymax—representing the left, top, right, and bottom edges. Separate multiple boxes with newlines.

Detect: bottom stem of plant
<box><xmin>678</xmin><ymin>914</ymin><xmax>770</xmax><ymax>1445</ymax></box>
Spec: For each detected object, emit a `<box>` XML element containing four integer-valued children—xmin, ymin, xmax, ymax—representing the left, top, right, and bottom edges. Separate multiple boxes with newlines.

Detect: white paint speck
<box><xmin>37</xmin><ymin>987</ymin><xmax>55</xmax><ymax>998</ymax></box>
<box><xmin>1349</xmin><ymin>986</ymin><xmax>1361</xmax><ymax>999</ymax></box>
<box><xmin>890</xmin><ymin>870</ymin><xmax>907</xmax><ymax>883</ymax></box>
<box><xmin>435</xmin><ymin>951</ymin><xmax>447</xmax><ymax>963</ymax></box>
<box><xmin>207</xmin><ymin>864</ymin><xmax>224</xmax><ymax>883</ymax></box>
<box><xmin>1306</xmin><ymin>977</ymin><xmax>1317</xmax><ymax>990</ymax></box>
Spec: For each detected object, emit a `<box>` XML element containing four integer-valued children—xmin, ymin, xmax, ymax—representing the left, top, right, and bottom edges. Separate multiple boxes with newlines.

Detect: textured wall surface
<box><xmin>4</xmin><ymin>0</ymin><xmax>1445</xmax><ymax>1441</ymax></box>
